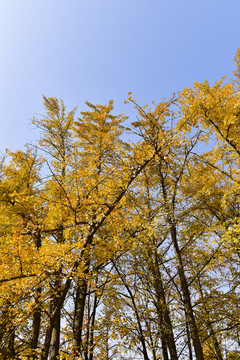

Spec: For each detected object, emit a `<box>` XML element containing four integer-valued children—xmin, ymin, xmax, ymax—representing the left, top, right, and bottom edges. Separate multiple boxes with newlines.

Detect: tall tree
<box><xmin>1</xmin><ymin>49</ymin><xmax>240</xmax><ymax>359</ymax></box>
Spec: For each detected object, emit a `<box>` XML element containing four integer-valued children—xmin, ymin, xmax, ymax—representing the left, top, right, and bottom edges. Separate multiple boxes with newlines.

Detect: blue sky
<box><xmin>1</xmin><ymin>0</ymin><xmax>239</xmax><ymax>151</ymax></box>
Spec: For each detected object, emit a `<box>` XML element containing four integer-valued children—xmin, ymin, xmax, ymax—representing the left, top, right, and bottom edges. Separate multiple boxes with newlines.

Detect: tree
<box><xmin>1</xmin><ymin>50</ymin><xmax>240</xmax><ymax>359</ymax></box>
<box><xmin>0</xmin><ymin>96</ymin><xmax>165</xmax><ymax>359</ymax></box>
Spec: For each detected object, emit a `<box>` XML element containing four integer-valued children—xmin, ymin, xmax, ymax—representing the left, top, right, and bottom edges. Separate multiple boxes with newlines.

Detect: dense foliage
<box><xmin>0</xmin><ymin>52</ymin><xmax>240</xmax><ymax>359</ymax></box>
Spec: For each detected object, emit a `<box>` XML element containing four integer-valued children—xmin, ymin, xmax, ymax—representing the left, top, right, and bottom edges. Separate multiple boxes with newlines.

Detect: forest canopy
<box><xmin>0</xmin><ymin>51</ymin><xmax>240</xmax><ymax>360</ymax></box>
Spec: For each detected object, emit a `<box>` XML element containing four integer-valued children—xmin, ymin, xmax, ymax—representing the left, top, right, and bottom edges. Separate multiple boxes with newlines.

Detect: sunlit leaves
<box><xmin>1</xmin><ymin>50</ymin><xmax>240</xmax><ymax>358</ymax></box>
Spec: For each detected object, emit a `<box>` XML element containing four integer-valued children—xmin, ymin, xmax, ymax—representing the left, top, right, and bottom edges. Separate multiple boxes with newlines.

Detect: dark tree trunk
<box><xmin>30</xmin><ymin>229</ymin><xmax>42</xmax><ymax>359</ymax></box>
<box><xmin>48</xmin><ymin>273</ymin><xmax>62</xmax><ymax>360</ymax></box>
<box><xmin>186</xmin><ymin>318</ymin><xmax>193</xmax><ymax>360</ymax></box>
<box><xmin>30</xmin><ymin>287</ymin><xmax>42</xmax><ymax>359</ymax></box>
<box><xmin>73</xmin><ymin>275</ymin><xmax>88</xmax><ymax>357</ymax></box>
<box><xmin>152</xmin><ymin>250</ymin><xmax>178</xmax><ymax>360</ymax></box>
<box><xmin>170</xmin><ymin>224</ymin><xmax>204</xmax><ymax>360</ymax></box>
<box><xmin>89</xmin><ymin>291</ymin><xmax>98</xmax><ymax>360</ymax></box>
<box><xmin>41</xmin><ymin>274</ymin><xmax>62</xmax><ymax>360</ymax></box>
<box><xmin>8</xmin><ymin>328</ymin><xmax>16</xmax><ymax>359</ymax></box>
<box><xmin>41</xmin><ymin>322</ymin><xmax>53</xmax><ymax>360</ymax></box>
<box><xmin>49</xmin><ymin>314</ymin><xmax>61</xmax><ymax>360</ymax></box>
<box><xmin>41</xmin><ymin>301</ymin><xmax>62</xmax><ymax>360</ymax></box>
<box><xmin>161</xmin><ymin>330</ymin><xmax>170</xmax><ymax>360</ymax></box>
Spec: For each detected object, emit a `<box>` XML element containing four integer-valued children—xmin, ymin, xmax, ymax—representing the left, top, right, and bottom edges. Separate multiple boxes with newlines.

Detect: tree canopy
<box><xmin>0</xmin><ymin>52</ymin><xmax>240</xmax><ymax>360</ymax></box>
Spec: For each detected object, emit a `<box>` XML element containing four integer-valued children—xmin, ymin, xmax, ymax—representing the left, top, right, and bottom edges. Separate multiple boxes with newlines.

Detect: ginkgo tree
<box><xmin>0</xmin><ymin>95</ymin><xmax>168</xmax><ymax>359</ymax></box>
<box><xmin>0</xmin><ymin>51</ymin><xmax>240</xmax><ymax>360</ymax></box>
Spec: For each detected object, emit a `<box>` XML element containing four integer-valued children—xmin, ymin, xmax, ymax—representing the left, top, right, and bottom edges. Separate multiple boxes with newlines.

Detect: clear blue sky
<box><xmin>1</xmin><ymin>0</ymin><xmax>239</xmax><ymax>151</ymax></box>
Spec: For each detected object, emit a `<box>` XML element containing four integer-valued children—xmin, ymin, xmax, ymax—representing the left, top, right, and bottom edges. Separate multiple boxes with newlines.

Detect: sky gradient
<box><xmin>1</xmin><ymin>0</ymin><xmax>240</xmax><ymax>151</ymax></box>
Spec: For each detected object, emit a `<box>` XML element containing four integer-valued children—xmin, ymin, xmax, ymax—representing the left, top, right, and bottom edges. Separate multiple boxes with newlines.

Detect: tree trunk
<box><xmin>48</xmin><ymin>274</ymin><xmax>62</xmax><ymax>360</ymax></box>
<box><xmin>6</xmin><ymin>328</ymin><xmax>16</xmax><ymax>359</ymax></box>
<box><xmin>186</xmin><ymin>318</ymin><xmax>193</xmax><ymax>360</ymax></box>
<box><xmin>161</xmin><ymin>327</ymin><xmax>170</xmax><ymax>360</ymax></box>
<box><xmin>30</xmin><ymin>230</ymin><xmax>42</xmax><ymax>359</ymax></box>
<box><xmin>152</xmin><ymin>252</ymin><xmax>178</xmax><ymax>360</ymax></box>
<box><xmin>170</xmin><ymin>224</ymin><xmax>204</xmax><ymax>360</ymax></box>
<box><xmin>49</xmin><ymin>314</ymin><xmax>61</xmax><ymax>360</ymax></box>
<box><xmin>41</xmin><ymin>321</ymin><xmax>53</xmax><ymax>360</ymax></box>
<box><xmin>89</xmin><ymin>291</ymin><xmax>98</xmax><ymax>360</ymax></box>
<box><xmin>30</xmin><ymin>287</ymin><xmax>42</xmax><ymax>359</ymax></box>
<box><xmin>41</xmin><ymin>274</ymin><xmax>62</xmax><ymax>360</ymax></box>
<box><xmin>73</xmin><ymin>275</ymin><xmax>88</xmax><ymax>357</ymax></box>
